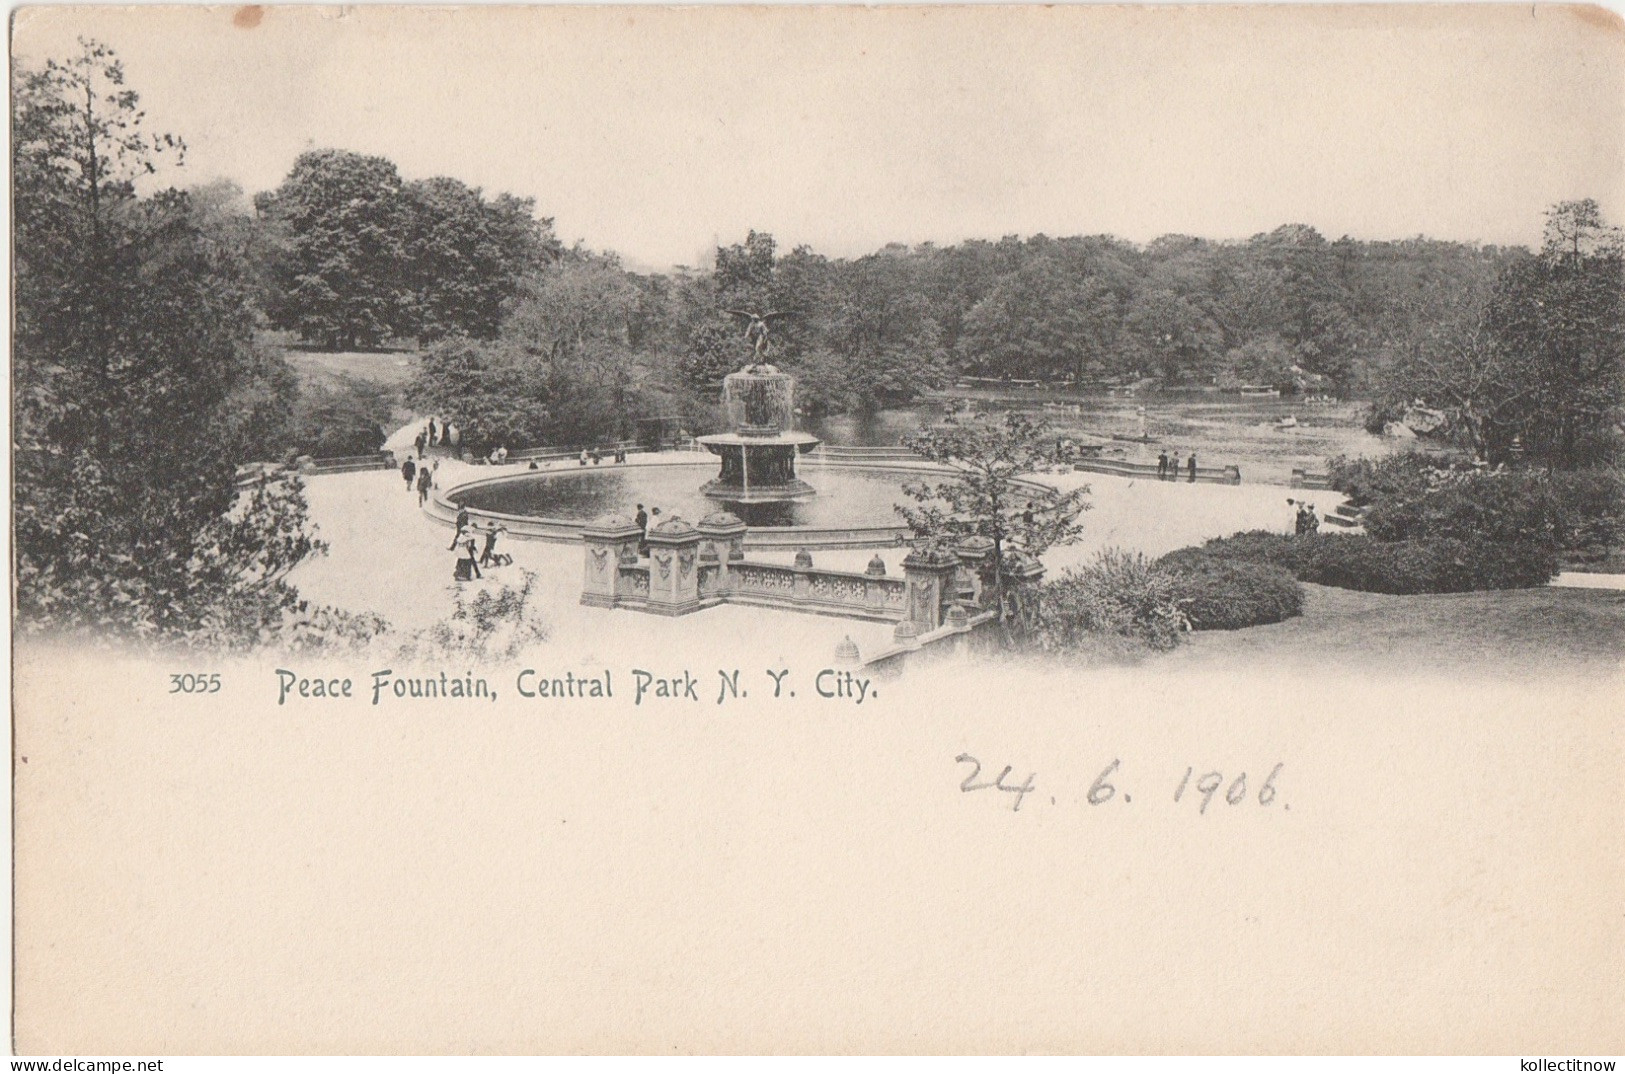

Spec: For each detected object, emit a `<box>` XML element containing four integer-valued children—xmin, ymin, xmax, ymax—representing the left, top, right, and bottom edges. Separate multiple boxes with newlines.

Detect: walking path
<box><xmin>290</xmin><ymin>456</ymin><xmax>1336</xmax><ymax>658</ymax></box>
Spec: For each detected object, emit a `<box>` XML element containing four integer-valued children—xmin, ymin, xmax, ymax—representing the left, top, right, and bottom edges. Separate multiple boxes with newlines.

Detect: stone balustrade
<box><xmin>581</xmin><ymin>510</ymin><xmax>1034</xmax><ymax>634</ymax></box>
<box><xmin>1074</xmin><ymin>458</ymin><xmax>1242</xmax><ymax>485</ymax></box>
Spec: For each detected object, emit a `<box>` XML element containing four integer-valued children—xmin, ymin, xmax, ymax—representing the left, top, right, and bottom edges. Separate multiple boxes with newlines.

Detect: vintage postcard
<box><xmin>10</xmin><ymin>3</ymin><xmax>1624</xmax><ymax>1057</ymax></box>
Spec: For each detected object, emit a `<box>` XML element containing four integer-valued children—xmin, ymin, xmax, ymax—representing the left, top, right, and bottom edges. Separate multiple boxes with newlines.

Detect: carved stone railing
<box><xmin>581</xmin><ymin>512</ymin><xmax>1025</xmax><ymax>633</ymax></box>
<box><xmin>727</xmin><ymin>563</ymin><xmax>908</xmax><ymax>621</ymax></box>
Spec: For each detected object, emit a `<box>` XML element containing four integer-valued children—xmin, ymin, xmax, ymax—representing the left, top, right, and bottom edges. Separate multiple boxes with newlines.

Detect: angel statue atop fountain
<box><xmin>724</xmin><ymin>308</ymin><xmax>793</xmax><ymax>361</ymax></box>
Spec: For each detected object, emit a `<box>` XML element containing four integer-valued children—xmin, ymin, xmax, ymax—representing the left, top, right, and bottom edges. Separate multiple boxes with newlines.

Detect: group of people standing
<box><xmin>400</xmin><ymin>455</ymin><xmax>439</xmax><ymax>505</ymax></box>
<box><xmin>633</xmin><ymin>503</ymin><xmax>664</xmax><ymax>557</ymax></box>
<box><xmin>1289</xmin><ymin>498</ymin><xmax>1321</xmax><ymax>535</ymax></box>
<box><xmin>448</xmin><ymin>507</ymin><xmax>509</xmax><ymax>581</ymax></box>
<box><xmin>1157</xmin><ymin>450</ymin><xmax>1199</xmax><ymax>483</ymax></box>
<box><xmin>415</xmin><ymin>418</ymin><xmax>458</xmax><ymax>457</ymax></box>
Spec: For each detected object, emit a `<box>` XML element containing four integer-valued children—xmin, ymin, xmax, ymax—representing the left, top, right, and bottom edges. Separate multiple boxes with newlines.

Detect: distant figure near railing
<box><xmin>1073</xmin><ymin>458</ymin><xmax>1242</xmax><ymax>485</ymax></box>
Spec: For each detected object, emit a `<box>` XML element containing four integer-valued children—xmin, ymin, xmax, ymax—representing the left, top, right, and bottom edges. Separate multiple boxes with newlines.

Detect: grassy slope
<box><xmin>272</xmin><ymin>338</ymin><xmax>421</xmax><ymax>436</ymax></box>
<box><xmin>1169</xmin><ymin>583</ymin><xmax>1625</xmax><ymax>676</ymax></box>
<box><xmin>282</xmin><ymin>348</ymin><xmax>419</xmax><ymax>392</ymax></box>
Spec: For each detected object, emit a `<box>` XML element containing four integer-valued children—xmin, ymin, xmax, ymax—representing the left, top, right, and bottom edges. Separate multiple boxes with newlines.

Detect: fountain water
<box><xmin>697</xmin><ymin>364</ymin><xmax>821</xmax><ymax>503</ymax></box>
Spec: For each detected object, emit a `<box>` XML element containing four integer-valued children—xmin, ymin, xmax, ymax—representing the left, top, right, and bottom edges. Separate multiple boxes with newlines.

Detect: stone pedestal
<box><xmin>645</xmin><ymin>516</ymin><xmax>703</xmax><ymax>615</ymax></box>
<box><xmin>954</xmin><ymin>536</ymin><xmax>997</xmax><ymax>608</ymax></box>
<box><xmin>581</xmin><ymin>515</ymin><xmax>645</xmax><ymax>608</ymax></box>
<box><xmin>697</xmin><ymin>511</ymin><xmax>747</xmax><ymax>596</ymax></box>
<box><xmin>902</xmin><ymin>542</ymin><xmax>962</xmax><ymax>633</ymax></box>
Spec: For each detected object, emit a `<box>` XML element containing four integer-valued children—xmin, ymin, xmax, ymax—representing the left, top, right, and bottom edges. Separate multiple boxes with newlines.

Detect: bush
<box><xmin>1023</xmin><ymin>549</ymin><xmax>1186</xmax><ymax>656</ymax></box>
<box><xmin>284</xmin><ymin>376</ymin><xmax>396</xmax><ymax>459</ymax></box>
<box><xmin>1349</xmin><ymin>465</ymin><xmax>1621</xmax><ymax>565</ymax></box>
<box><xmin>398</xmin><ymin>570</ymin><xmax>551</xmax><ymax>662</ymax></box>
<box><xmin>1361</xmin><ymin>470</ymin><xmax>1559</xmax><ymax>547</ymax></box>
<box><xmin>1548</xmin><ymin>470</ymin><xmax>1625</xmax><ymax>565</ymax></box>
<box><xmin>1157</xmin><ymin>554</ymin><xmax>1304</xmax><ymax>630</ymax></box>
<box><xmin>1189</xmin><ymin>530</ymin><xmax>1558</xmax><ymax>594</ymax></box>
<box><xmin>1327</xmin><ymin>451</ymin><xmax>1461</xmax><ymax>507</ymax></box>
<box><xmin>1165</xmin><ymin>530</ymin><xmax>1309</xmax><ymax>573</ymax></box>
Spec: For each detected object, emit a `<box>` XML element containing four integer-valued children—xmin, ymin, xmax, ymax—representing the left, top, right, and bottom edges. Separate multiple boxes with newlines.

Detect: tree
<box><xmin>259</xmin><ymin>148</ymin><xmax>410</xmax><ymax>349</ymax></box>
<box><xmin>899</xmin><ymin>413</ymin><xmax>1090</xmax><ymax>639</ymax></box>
<box><xmin>1487</xmin><ymin>201</ymin><xmax>1624</xmax><ymax>468</ymax></box>
<box><xmin>409</xmin><ymin>253</ymin><xmax>654</xmax><ymax>451</ymax></box>
<box><xmin>1365</xmin><ymin>201</ymin><xmax>1623</xmax><ymax>469</ymax></box>
<box><xmin>398</xmin><ymin>176</ymin><xmax>558</xmax><ymax>343</ymax></box>
<box><xmin>13</xmin><ymin>40</ymin><xmax>337</xmax><ymax>648</ymax></box>
<box><xmin>679</xmin><ymin>318</ymin><xmax>745</xmax><ymax>396</ymax></box>
<box><xmin>814</xmin><ymin>253</ymin><xmax>949</xmax><ymax>411</ymax></box>
<box><xmin>408</xmin><ymin>337</ymin><xmax>553</xmax><ymax>454</ymax></box>
<box><xmin>1366</xmin><ymin>285</ymin><xmax>1522</xmax><ymax>461</ymax></box>
<box><xmin>503</xmin><ymin>254</ymin><xmax>648</xmax><ymax>443</ymax></box>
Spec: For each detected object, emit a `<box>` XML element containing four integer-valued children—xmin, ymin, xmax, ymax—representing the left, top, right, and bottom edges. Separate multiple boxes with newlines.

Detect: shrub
<box><xmin>1024</xmin><ymin>549</ymin><xmax>1186</xmax><ymax>656</ymax></box>
<box><xmin>1361</xmin><ymin>470</ymin><xmax>1560</xmax><ymax>547</ymax></box>
<box><xmin>284</xmin><ymin>376</ymin><xmax>396</xmax><ymax>459</ymax></box>
<box><xmin>1165</xmin><ymin>530</ymin><xmax>1310</xmax><ymax>573</ymax></box>
<box><xmin>1326</xmin><ymin>451</ymin><xmax>1460</xmax><ymax>507</ymax></box>
<box><xmin>1158</xmin><ymin>554</ymin><xmax>1304</xmax><ymax>630</ymax></box>
<box><xmin>398</xmin><ymin>570</ymin><xmax>551</xmax><ymax>662</ymax></box>
<box><xmin>1547</xmin><ymin>470</ymin><xmax>1625</xmax><ymax>565</ymax></box>
<box><xmin>1189</xmin><ymin>531</ymin><xmax>1558</xmax><ymax>595</ymax></box>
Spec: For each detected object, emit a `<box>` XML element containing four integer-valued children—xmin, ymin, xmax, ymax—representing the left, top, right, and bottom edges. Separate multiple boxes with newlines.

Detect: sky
<box><xmin>13</xmin><ymin>4</ymin><xmax>1625</xmax><ymax>270</ymax></box>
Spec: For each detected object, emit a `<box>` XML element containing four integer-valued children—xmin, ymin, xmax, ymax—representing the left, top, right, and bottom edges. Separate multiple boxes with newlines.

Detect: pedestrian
<box><xmin>635</xmin><ymin>503</ymin><xmax>649</xmax><ymax>556</ymax></box>
<box><xmin>579</xmin><ymin>449</ymin><xmax>589</xmax><ymax>467</ymax></box>
<box><xmin>449</xmin><ymin>507</ymin><xmax>470</xmax><ymax>549</ymax></box>
<box><xmin>1022</xmin><ymin>501</ymin><xmax>1035</xmax><ymax>526</ymax></box>
<box><xmin>453</xmin><ymin>528</ymin><xmax>483</xmax><ymax>581</ymax></box>
<box><xmin>479</xmin><ymin>523</ymin><xmax>505</xmax><ymax>567</ymax></box>
<box><xmin>416</xmin><ymin>467</ymin><xmax>431</xmax><ymax>505</ymax></box>
<box><xmin>414</xmin><ymin>432</ymin><xmax>426</xmax><ymax>458</ymax></box>
<box><xmin>1157</xmin><ymin>451</ymin><xmax>1169</xmax><ymax>480</ymax></box>
<box><xmin>401</xmin><ymin>456</ymin><xmax>416</xmax><ymax>489</ymax></box>
<box><xmin>428</xmin><ymin>418</ymin><xmax>438</xmax><ymax>446</ymax></box>
<box><xmin>1187</xmin><ymin>452</ymin><xmax>1197</xmax><ymax>483</ymax></box>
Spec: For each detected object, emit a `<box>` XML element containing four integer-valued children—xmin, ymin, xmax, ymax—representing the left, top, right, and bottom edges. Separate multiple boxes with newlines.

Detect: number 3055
<box><xmin>169</xmin><ymin>673</ymin><xmax>221</xmax><ymax>694</ymax></box>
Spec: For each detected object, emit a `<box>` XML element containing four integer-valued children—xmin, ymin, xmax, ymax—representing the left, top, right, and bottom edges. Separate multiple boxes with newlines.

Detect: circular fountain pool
<box><xmin>442</xmin><ymin>458</ymin><xmax>949</xmax><ymax>547</ymax></box>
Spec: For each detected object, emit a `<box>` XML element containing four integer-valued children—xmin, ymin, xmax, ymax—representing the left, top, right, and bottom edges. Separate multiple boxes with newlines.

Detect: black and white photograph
<box><xmin>9</xmin><ymin>3</ymin><xmax>1624</xmax><ymax>1059</ymax></box>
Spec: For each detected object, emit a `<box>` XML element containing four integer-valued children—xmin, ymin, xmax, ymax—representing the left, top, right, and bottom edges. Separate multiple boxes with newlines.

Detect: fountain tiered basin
<box><xmin>696</xmin><ymin>365</ymin><xmax>822</xmax><ymax>503</ymax></box>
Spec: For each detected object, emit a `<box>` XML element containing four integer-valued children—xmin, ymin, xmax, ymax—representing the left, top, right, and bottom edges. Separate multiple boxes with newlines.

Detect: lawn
<box><xmin>1168</xmin><ymin>581</ymin><xmax>1625</xmax><ymax>676</ymax></box>
<box><xmin>281</xmin><ymin>346</ymin><xmax>420</xmax><ymax>392</ymax></box>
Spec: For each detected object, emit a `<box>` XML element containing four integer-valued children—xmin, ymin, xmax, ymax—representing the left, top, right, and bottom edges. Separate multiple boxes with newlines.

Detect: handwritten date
<box><xmin>956</xmin><ymin>755</ymin><xmax>1286</xmax><ymax>814</ymax></box>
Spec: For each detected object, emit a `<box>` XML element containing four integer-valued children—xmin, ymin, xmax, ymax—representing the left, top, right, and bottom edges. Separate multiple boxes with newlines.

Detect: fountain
<box><xmin>696</xmin><ymin>364</ymin><xmax>821</xmax><ymax>503</ymax></box>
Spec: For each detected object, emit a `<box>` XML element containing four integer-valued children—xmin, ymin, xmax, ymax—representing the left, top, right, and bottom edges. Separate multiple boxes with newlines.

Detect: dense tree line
<box><xmin>12</xmin><ymin>40</ymin><xmax>1620</xmax><ymax>647</ymax></box>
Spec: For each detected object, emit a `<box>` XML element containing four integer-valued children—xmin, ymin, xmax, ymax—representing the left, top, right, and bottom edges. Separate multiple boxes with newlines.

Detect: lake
<box><xmin>805</xmin><ymin>392</ymin><xmax>1409</xmax><ymax>485</ymax></box>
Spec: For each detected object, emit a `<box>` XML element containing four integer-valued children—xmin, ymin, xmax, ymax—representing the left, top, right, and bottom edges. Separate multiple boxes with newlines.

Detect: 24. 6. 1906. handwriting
<box><xmin>956</xmin><ymin>754</ymin><xmax>1287</xmax><ymax>814</ymax></box>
